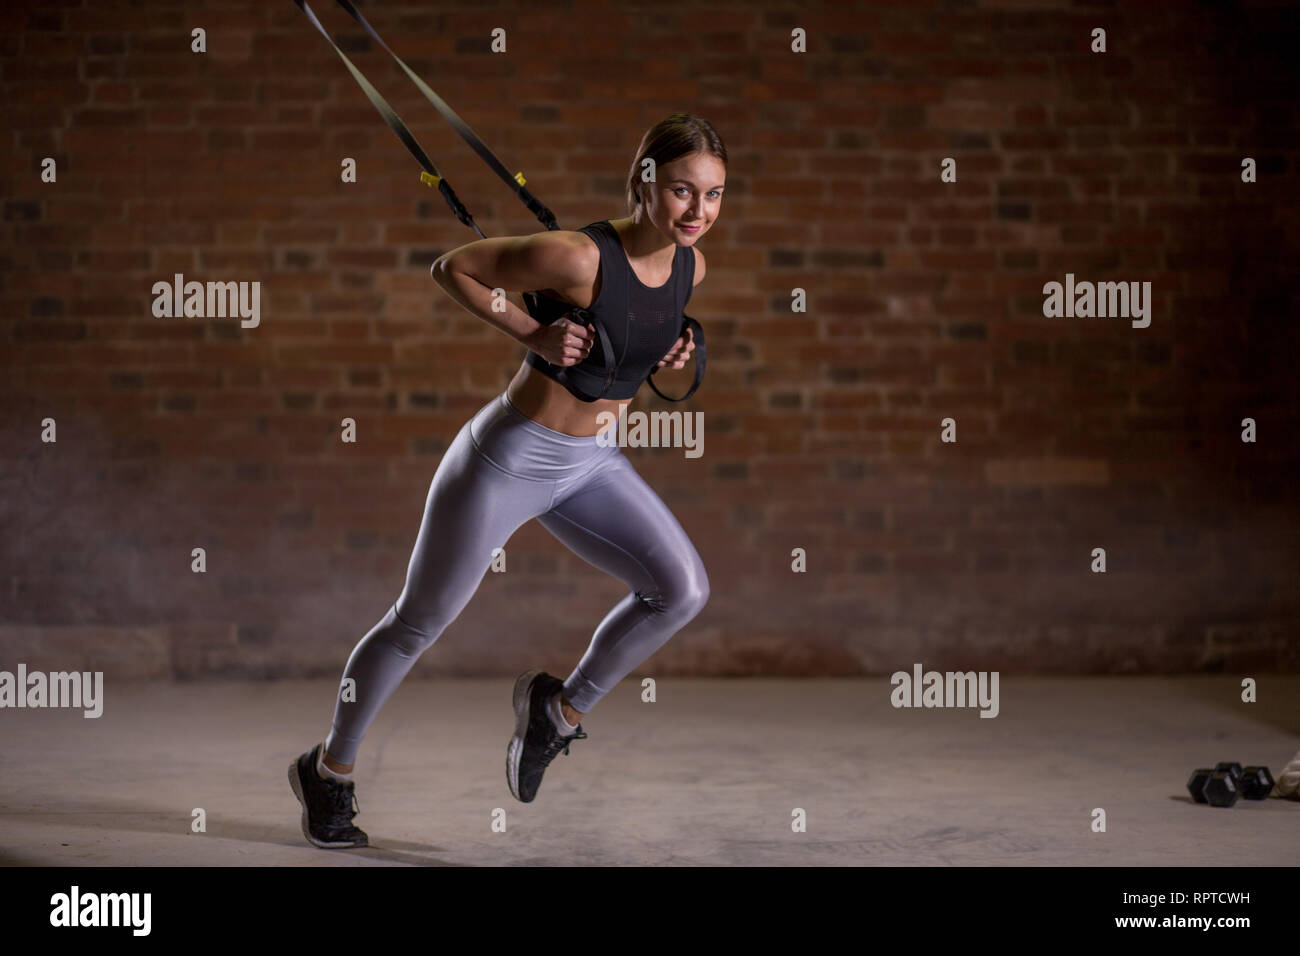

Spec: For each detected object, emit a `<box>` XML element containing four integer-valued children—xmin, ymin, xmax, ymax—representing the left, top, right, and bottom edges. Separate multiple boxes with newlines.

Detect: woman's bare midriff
<box><xmin>506</xmin><ymin>359</ymin><xmax>632</xmax><ymax>437</ymax></box>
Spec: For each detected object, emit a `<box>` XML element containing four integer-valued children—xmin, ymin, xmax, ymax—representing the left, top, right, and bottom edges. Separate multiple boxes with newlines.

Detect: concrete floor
<box><xmin>0</xmin><ymin>676</ymin><xmax>1296</xmax><ymax>866</ymax></box>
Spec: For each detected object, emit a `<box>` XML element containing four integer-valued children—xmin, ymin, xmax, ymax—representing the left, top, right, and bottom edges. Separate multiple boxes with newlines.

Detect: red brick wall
<box><xmin>3</xmin><ymin>0</ymin><xmax>1297</xmax><ymax>679</ymax></box>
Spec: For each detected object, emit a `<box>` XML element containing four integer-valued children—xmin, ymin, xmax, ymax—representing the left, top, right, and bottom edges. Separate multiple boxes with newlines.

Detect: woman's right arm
<box><xmin>431</xmin><ymin>232</ymin><xmax>597</xmax><ymax>366</ymax></box>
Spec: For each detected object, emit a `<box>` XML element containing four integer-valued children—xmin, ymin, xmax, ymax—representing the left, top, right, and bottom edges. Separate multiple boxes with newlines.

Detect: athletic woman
<box><xmin>289</xmin><ymin>113</ymin><xmax>727</xmax><ymax>848</ymax></box>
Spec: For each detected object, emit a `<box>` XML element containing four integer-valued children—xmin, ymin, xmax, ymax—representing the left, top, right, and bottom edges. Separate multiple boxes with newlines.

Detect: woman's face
<box><xmin>641</xmin><ymin>150</ymin><xmax>726</xmax><ymax>246</ymax></box>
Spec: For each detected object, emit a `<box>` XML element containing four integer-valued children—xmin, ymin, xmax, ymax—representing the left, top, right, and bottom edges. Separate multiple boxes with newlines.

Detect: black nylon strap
<box><xmin>293</xmin><ymin>0</ymin><xmax>614</xmax><ymax>393</ymax></box>
<box><xmin>332</xmin><ymin>0</ymin><xmax>560</xmax><ymax>233</ymax></box>
<box><xmin>293</xmin><ymin>0</ymin><xmax>700</xmax><ymax>404</ymax></box>
<box><xmin>647</xmin><ymin>316</ymin><xmax>705</xmax><ymax>402</ymax></box>
<box><xmin>291</xmin><ymin>0</ymin><xmax>484</xmax><ymax>238</ymax></box>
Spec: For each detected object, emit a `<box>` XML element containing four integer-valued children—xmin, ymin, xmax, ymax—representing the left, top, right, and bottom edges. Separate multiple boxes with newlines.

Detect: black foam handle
<box><xmin>646</xmin><ymin>315</ymin><xmax>705</xmax><ymax>402</ymax></box>
<box><xmin>523</xmin><ymin>292</ymin><xmax>617</xmax><ymax>401</ymax></box>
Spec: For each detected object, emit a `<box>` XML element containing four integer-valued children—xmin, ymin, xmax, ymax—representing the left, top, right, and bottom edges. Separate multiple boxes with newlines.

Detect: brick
<box><xmin>0</xmin><ymin>2</ymin><xmax>1292</xmax><ymax>678</ymax></box>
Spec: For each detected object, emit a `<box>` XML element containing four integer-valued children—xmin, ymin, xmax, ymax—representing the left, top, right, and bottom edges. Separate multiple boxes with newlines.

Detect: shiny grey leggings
<box><xmin>324</xmin><ymin>392</ymin><xmax>710</xmax><ymax>765</ymax></box>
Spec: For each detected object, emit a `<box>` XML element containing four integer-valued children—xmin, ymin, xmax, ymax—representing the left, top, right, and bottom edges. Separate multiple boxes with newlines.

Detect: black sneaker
<box><xmin>287</xmin><ymin>743</ymin><xmax>368</xmax><ymax>848</ymax></box>
<box><xmin>507</xmin><ymin>670</ymin><xmax>588</xmax><ymax>803</ymax></box>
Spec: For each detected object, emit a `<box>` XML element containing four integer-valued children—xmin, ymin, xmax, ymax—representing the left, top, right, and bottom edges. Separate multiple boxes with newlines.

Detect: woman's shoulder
<box><xmin>522</xmin><ymin>227</ymin><xmax>601</xmax><ymax>279</ymax></box>
<box><xmin>519</xmin><ymin>227</ymin><xmax>604</xmax><ymax>311</ymax></box>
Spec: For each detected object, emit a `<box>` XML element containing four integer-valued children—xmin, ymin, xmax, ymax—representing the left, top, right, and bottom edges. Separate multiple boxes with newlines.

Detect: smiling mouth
<box><xmin>678</xmin><ymin>223</ymin><xmax>702</xmax><ymax>230</ymax></box>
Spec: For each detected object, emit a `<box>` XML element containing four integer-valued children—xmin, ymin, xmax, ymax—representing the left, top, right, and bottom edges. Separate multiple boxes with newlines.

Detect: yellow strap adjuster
<box><xmin>514</xmin><ymin>171</ymin><xmax>526</xmax><ymax>187</ymax></box>
<box><xmin>420</xmin><ymin>171</ymin><xmax>441</xmax><ymax>189</ymax></box>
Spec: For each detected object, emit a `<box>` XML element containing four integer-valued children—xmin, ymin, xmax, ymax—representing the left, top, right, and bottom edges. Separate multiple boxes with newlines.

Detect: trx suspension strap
<box><xmin>292</xmin><ymin>0</ymin><xmax>704</xmax><ymax>402</ymax></box>
<box><xmin>290</xmin><ymin>0</ymin><xmax>483</xmax><ymax>238</ymax></box>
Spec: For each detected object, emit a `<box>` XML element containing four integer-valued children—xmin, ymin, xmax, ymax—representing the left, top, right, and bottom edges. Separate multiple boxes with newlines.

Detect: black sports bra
<box><xmin>523</xmin><ymin>220</ymin><xmax>699</xmax><ymax>402</ymax></box>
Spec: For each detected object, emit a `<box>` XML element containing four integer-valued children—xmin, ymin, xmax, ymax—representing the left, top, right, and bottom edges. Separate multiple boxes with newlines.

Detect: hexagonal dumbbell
<box><xmin>1187</xmin><ymin>768</ymin><xmax>1239</xmax><ymax>807</ymax></box>
<box><xmin>1239</xmin><ymin>766</ymin><xmax>1276</xmax><ymax>799</ymax></box>
<box><xmin>1213</xmin><ymin>762</ymin><xmax>1276</xmax><ymax>799</ymax></box>
<box><xmin>1214</xmin><ymin>761</ymin><xmax>1243</xmax><ymax>781</ymax></box>
<box><xmin>1187</xmin><ymin>762</ymin><xmax>1274</xmax><ymax>806</ymax></box>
